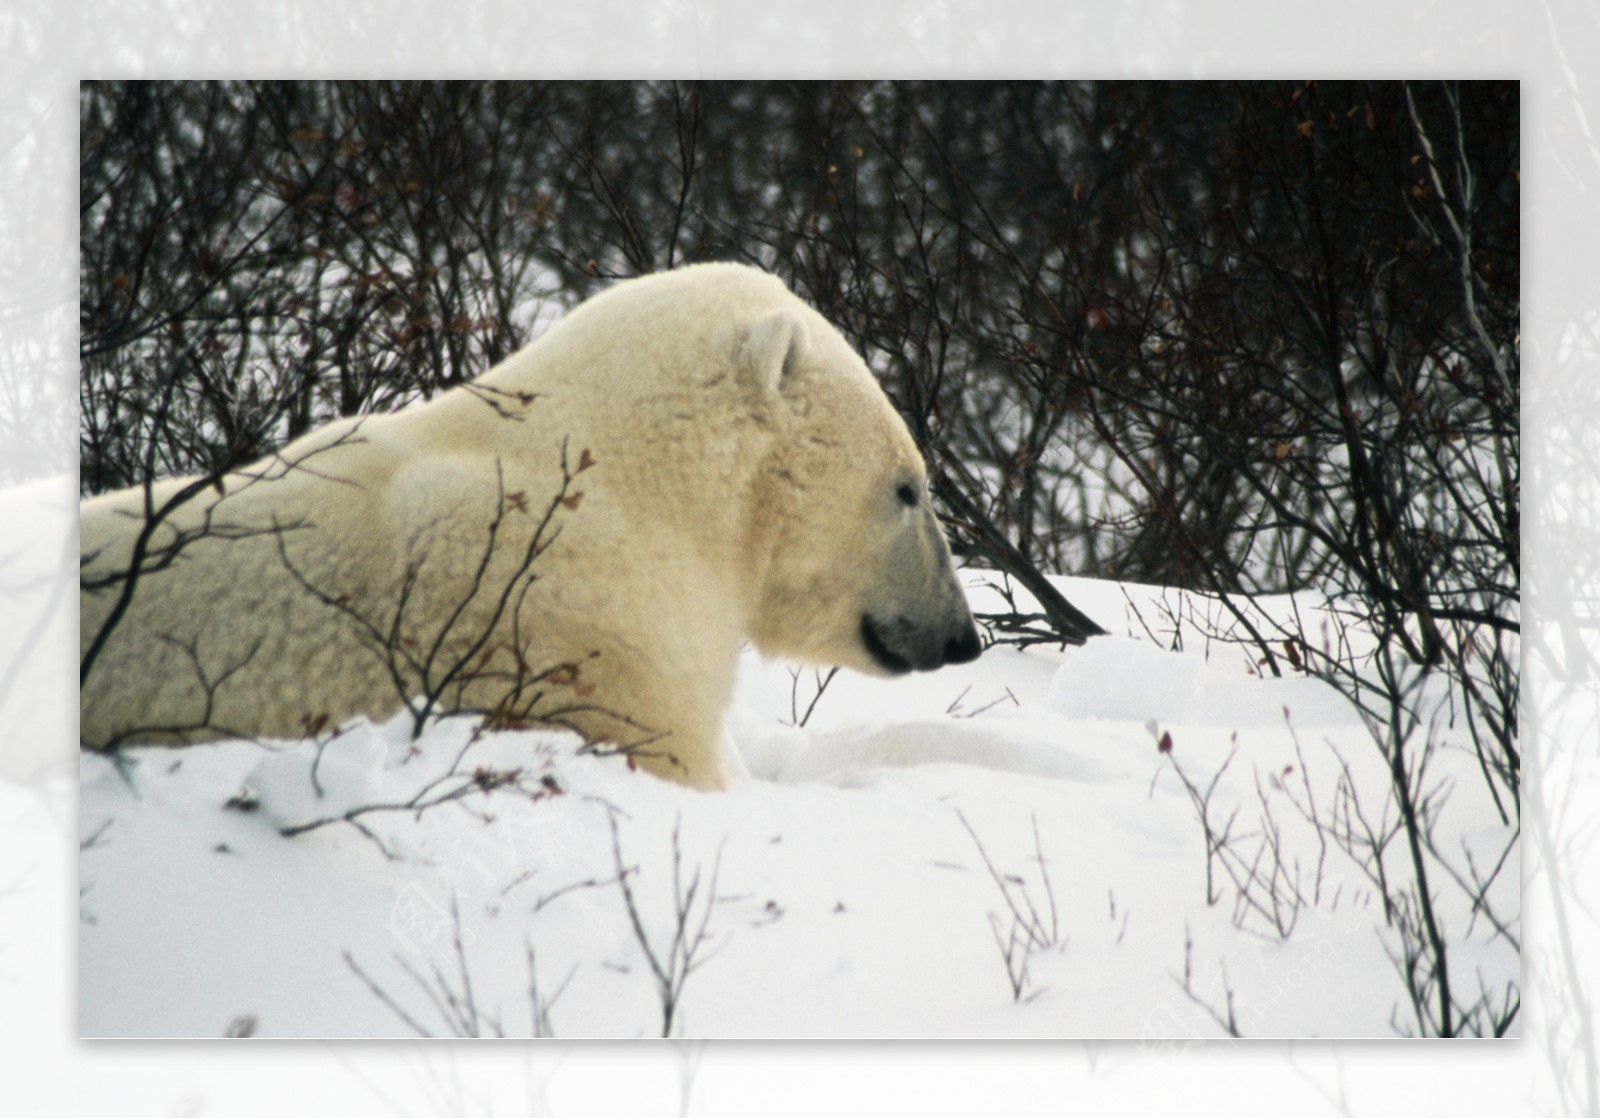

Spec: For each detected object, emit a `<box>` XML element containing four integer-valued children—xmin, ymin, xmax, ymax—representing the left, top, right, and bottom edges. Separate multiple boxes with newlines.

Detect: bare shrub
<box><xmin>957</xmin><ymin>810</ymin><xmax>1063</xmax><ymax>1003</ymax></box>
<box><xmin>608</xmin><ymin>812</ymin><xmax>729</xmax><ymax>1038</ymax></box>
<box><xmin>345</xmin><ymin>894</ymin><xmax>577</xmax><ymax>1039</ymax></box>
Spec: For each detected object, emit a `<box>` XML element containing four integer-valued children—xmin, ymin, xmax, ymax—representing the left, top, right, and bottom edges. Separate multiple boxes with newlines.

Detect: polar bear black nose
<box><xmin>861</xmin><ymin>614</ymin><xmax>983</xmax><ymax>674</ymax></box>
<box><xmin>943</xmin><ymin>624</ymin><xmax>982</xmax><ymax>666</ymax></box>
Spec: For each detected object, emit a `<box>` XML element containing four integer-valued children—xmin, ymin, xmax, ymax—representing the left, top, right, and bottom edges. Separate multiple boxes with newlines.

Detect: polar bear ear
<box><xmin>739</xmin><ymin>310</ymin><xmax>808</xmax><ymax>397</ymax></box>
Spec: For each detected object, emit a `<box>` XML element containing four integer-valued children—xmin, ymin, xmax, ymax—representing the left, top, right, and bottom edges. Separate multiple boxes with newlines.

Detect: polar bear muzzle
<box><xmin>860</xmin><ymin>611</ymin><xmax>982</xmax><ymax>675</ymax></box>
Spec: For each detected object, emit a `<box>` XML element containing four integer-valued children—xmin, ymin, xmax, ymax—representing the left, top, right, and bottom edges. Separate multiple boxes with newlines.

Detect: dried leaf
<box><xmin>548</xmin><ymin>663</ymin><xmax>580</xmax><ymax>686</ymax></box>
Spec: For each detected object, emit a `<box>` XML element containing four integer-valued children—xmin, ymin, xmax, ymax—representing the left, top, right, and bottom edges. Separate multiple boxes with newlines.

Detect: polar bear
<box><xmin>79</xmin><ymin>263</ymin><xmax>981</xmax><ymax>789</ymax></box>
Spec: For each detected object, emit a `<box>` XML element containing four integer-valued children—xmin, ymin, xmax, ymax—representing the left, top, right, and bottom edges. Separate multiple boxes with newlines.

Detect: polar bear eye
<box><xmin>895</xmin><ymin>482</ymin><xmax>920</xmax><ymax>508</ymax></box>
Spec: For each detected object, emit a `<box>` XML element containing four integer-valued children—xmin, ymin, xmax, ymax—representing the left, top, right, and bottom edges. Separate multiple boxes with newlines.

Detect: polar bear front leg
<box><xmin>606</xmin><ymin>680</ymin><xmax>731</xmax><ymax>792</ymax></box>
<box><xmin>532</xmin><ymin>644</ymin><xmax>734</xmax><ymax>792</ymax></box>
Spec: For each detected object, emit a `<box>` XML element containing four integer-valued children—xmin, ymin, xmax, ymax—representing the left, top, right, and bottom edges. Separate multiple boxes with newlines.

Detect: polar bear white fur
<box><xmin>79</xmin><ymin>263</ymin><xmax>981</xmax><ymax>789</ymax></box>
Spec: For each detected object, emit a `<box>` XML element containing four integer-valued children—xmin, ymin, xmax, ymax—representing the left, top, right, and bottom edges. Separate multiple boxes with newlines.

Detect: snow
<box><xmin>75</xmin><ymin>570</ymin><xmax>1518</xmax><ymax>1040</ymax></box>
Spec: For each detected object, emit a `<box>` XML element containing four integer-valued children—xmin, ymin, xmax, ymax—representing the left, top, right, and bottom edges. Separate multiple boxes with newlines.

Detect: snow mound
<box><xmin>1048</xmin><ymin>635</ymin><xmax>1360</xmax><ymax>728</ymax></box>
<box><xmin>736</xmin><ymin>714</ymin><xmax>1126</xmax><ymax>785</ymax></box>
<box><xmin>74</xmin><ymin>573</ymin><xmax>1515</xmax><ymax>1041</ymax></box>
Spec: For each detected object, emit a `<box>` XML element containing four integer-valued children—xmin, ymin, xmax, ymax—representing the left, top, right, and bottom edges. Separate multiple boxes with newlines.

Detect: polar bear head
<box><xmin>737</xmin><ymin>299</ymin><xmax>982</xmax><ymax>678</ymax></box>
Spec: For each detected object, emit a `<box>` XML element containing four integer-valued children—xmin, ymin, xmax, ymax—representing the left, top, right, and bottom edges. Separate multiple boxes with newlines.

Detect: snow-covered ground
<box><xmin>75</xmin><ymin>570</ymin><xmax>1517</xmax><ymax>1040</ymax></box>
